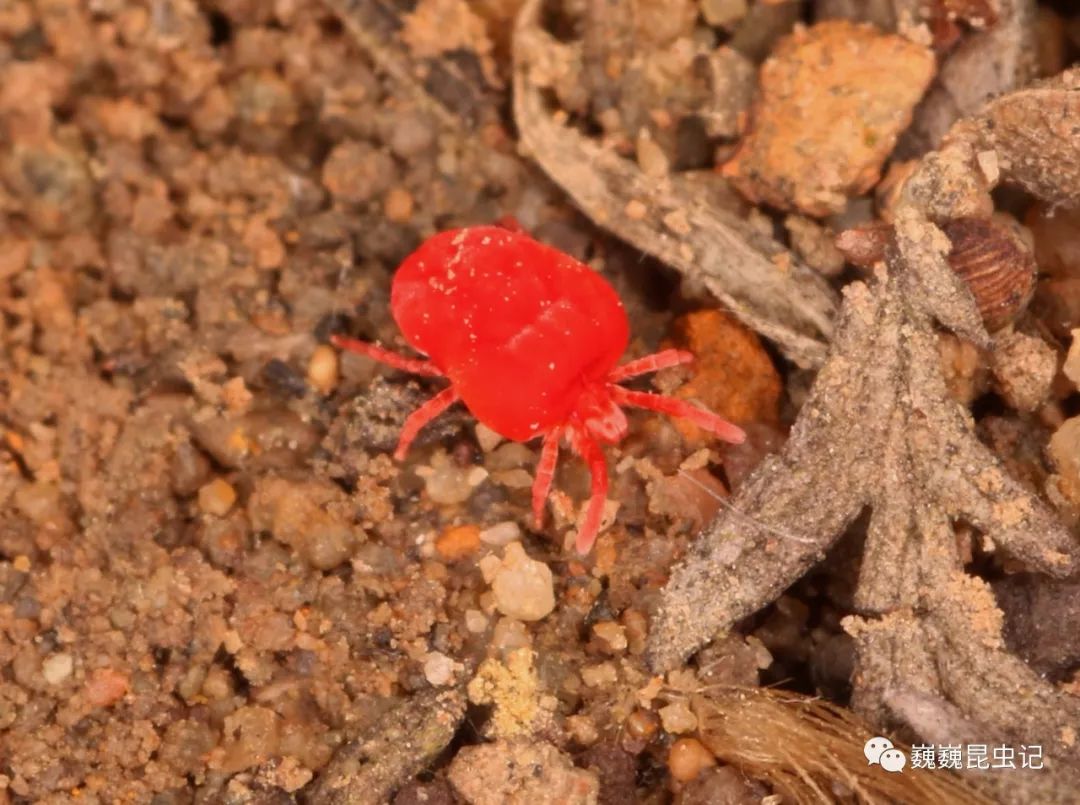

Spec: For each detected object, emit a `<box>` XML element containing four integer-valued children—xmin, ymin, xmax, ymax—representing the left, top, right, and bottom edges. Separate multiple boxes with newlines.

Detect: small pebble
<box><xmin>222</xmin><ymin>377</ymin><xmax>253</xmax><ymax>415</ymax></box>
<box><xmin>479</xmin><ymin>520</ymin><xmax>521</xmax><ymax>546</ymax></box>
<box><xmin>1063</xmin><ymin>329</ymin><xmax>1080</xmax><ymax>390</ymax></box>
<box><xmin>84</xmin><ymin>668</ymin><xmax>129</xmax><ymax>708</ymax></box>
<box><xmin>1049</xmin><ymin>417</ymin><xmax>1080</xmax><ymax>507</ymax></box>
<box><xmin>485</xmin><ymin>442</ymin><xmax>533</xmax><ymax>471</ymax></box>
<box><xmin>490</xmin><ymin>468</ymin><xmax>534</xmax><ymax>489</ymax></box>
<box><xmin>479</xmin><ymin>555</ymin><xmax>502</xmax><ymax>584</ymax></box>
<box><xmin>566</xmin><ymin>714</ymin><xmax>600</xmax><ymax>746</ymax></box>
<box><xmin>581</xmin><ymin>662</ymin><xmax>618</xmax><ymax>688</ymax></box>
<box><xmin>636</xmin><ymin>130</ymin><xmax>669</xmax><ymax>178</ymax></box>
<box><xmin>307</xmin><ymin>345</ymin><xmax>339</xmax><ymax>395</ymax></box>
<box><xmin>198</xmin><ymin>478</ymin><xmax>237</xmax><ymax>517</ymax></box>
<box><xmin>436</xmin><ymin>524</ymin><xmax>482</xmax><ymax>561</ymax></box>
<box><xmin>491</xmin><ymin>617</ymin><xmax>532</xmax><ymax>652</ymax></box>
<box><xmin>464</xmin><ymin>609</ymin><xmax>489</xmax><ymax>633</ymax></box>
<box><xmin>624</xmin><ymin>709</ymin><xmax>660</xmax><ymax>740</ymax></box>
<box><xmin>700</xmin><ymin>0</ymin><xmax>747</xmax><ymax>28</ymax></box>
<box><xmin>667</xmin><ymin>737</ymin><xmax>716</xmax><ymax>782</ymax></box>
<box><xmin>42</xmin><ymin>653</ymin><xmax>74</xmax><ymax>685</ymax></box>
<box><xmin>592</xmin><ymin>621</ymin><xmax>628</xmax><ymax>654</ymax></box>
<box><xmin>659</xmin><ymin>701</ymin><xmax>698</xmax><ymax>734</ymax></box>
<box><xmin>423</xmin><ymin>651</ymin><xmax>458</xmax><ymax>686</ymax></box>
<box><xmin>417</xmin><ymin>451</ymin><xmax>489</xmax><ymax>505</ymax></box>
<box><xmin>991</xmin><ymin>331</ymin><xmax>1056</xmax><ymax>413</ymax></box>
<box><xmin>383</xmin><ymin>187</ymin><xmax>415</xmax><ymax>223</ymax></box>
<box><xmin>490</xmin><ymin>542</ymin><xmax>555</xmax><ymax>621</ymax></box>
<box><xmin>475</xmin><ymin>422</ymin><xmax>504</xmax><ymax>452</ymax></box>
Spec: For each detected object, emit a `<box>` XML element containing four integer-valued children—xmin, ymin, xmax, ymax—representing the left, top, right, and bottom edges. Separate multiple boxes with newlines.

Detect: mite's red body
<box><xmin>333</xmin><ymin>226</ymin><xmax>745</xmax><ymax>553</ymax></box>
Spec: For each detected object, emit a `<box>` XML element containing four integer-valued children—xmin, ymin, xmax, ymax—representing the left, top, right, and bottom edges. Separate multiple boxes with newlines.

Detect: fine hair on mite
<box><xmin>333</xmin><ymin>224</ymin><xmax>746</xmax><ymax>553</ymax></box>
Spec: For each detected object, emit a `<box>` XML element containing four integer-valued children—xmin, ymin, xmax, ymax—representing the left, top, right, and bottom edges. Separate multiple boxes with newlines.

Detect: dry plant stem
<box><xmin>512</xmin><ymin>0</ymin><xmax>837</xmax><ymax>369</ymax></box>
<box><xmin>324</xmin><ymin>0</ymin><xmax>500</xmax><ymax>130</ymax></box>
<box><xmin>303</xmin><ymin>686</ymin><xmax>466</xmax><ymax>804</ymax></box>
<box><xmin>650</xmin><ymin>69</ymin><xmax>1080</xmax><ymax>802</ymax></box>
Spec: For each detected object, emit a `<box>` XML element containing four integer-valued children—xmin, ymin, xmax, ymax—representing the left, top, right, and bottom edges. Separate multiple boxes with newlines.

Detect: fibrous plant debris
<box><xmin>692</xmin><ymin>685</ymin><xmax>992</xmax><ymax>805</ymax></box>
<box><xmin>641</xmin><ymin>71</ymin><xmax>1080</xmax><ymax>802</ymax></box>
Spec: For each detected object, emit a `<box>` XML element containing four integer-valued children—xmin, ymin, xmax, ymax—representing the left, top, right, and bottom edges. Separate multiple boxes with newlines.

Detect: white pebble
<box><xmin>491</xmin><ymin>543</ymin><xmax>555</xmax><ymax>622</ymax></box>
<box><xmin>416</xmin><ymin>450</ymin><xmax>489</xmax><ymax>505</ymax></box>
<box><xmin>480</xmin><ymin>521</ymin><xmax>521</xmax><ymax>546</ymax></box>
<box><xmin>464</xmin><ymin>609</ymin><xmax>489</xmax><ymax>633</ymax></box>
<box><xmin>423</xmin><ymin>651</ymin><xmax>458</xmax><ymax>686</ymax></box>
<box><xmin>43</xmin><ymin>653</ymin><xmax>74</xmax><ymax>685</ymax></box>
<box><xmin>491</xmin><ymin>617</ymin><xmax>532</xmax><ymax>652</ymax></box>
<box><xmin>581</xmin><ymin>662</ymin><xmax>618</xmax><ymax>687</ymax></box>
<box><xmin>659</xmin><ymin>701</ymin><xmax>698</xmax><ymax>734</ymax></box>
<box><xmin>474</xmin><ymin>422</ymin><xmax>504</xmax><ymax>452</ymax></box>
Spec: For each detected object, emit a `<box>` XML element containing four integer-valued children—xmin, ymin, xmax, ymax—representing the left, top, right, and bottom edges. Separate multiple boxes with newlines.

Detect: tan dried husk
<box><xmin>688</xmin><ymin>685</ymin><xmax>991</xmax><ymax>805</ymax></box>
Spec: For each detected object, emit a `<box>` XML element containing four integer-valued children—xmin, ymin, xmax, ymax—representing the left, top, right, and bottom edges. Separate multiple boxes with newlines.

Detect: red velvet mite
<box><xmin>332</xmin><ymin>226</ymin><xmax>746</xmax><ymax>554</ymax></box>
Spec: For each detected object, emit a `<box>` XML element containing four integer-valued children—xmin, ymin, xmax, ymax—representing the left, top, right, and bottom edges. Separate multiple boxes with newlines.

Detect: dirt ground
<box><xmin>1</xmin><ymin>1</ymin><xmax>1079</xmax><ymax>803</ymax></box>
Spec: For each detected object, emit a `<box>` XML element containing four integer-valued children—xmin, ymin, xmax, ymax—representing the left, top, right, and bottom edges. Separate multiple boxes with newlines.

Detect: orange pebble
<box><xmin>435</xmin><ymin>524</ymin><xmax>482</xmax><ymax>561</ymax></box>
<box><xmin>668</xmin><ymin>737</ymin><xmax>717</xmax><ymax>782</ymax></box>
<box><xmin>84</xmin><ymin>668</ymin><xmax>129</xmax><ymax>708</ymax></box>
<box><xmin>668</xmin><ymin>309</ymin><xmax>782</xmax><ymax>440</ymax></box>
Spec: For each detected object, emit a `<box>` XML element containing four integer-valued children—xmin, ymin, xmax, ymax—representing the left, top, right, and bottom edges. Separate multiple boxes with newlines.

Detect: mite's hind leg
<box><xmin>607</xmin><ymin>349</ymin><xmax>693</xmax><ymax>382</ymax></box>
<box><xmin>330</xmin><ymin>335</ymin><xmax>443</xmax><ymax>377</ymax></box>
<box><xmin>394</xmin><ymin>387</ymin><xmax>460</xmax><ymax>460</ymax></box>
<box><xmin>572</xmin><ymin>432</ymin><xmax>609</xmax><ymax>555</ymax></box>
<box><xmin>532</xmin><ymin>427</ymin><xmax>562</xmax><ymax>529</ymax></box>
<box><xmin>610</xmin><ymin>386</ymin><xmax>746</xmax><ymax>444</ymax></box>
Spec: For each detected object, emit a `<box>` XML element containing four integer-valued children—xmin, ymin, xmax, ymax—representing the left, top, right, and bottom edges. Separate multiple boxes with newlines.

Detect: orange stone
<box><xmin>722</xmin><ymin>20</ymin><xmax>935</xmax><ymax>216</ymax></box>
<box><xmin>435</xmin><ymin>524</ymin><xmax>482</xmax><ymax>561</ymax></box>
<box><xmin>667</xmin><ymin>309</ymin><xmax>782</xmax><ymax>443</ymax></box>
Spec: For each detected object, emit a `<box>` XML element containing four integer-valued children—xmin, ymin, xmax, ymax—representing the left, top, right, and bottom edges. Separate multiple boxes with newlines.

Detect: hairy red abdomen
<box><xmin>390</xmin><ymin>226</ymin><xmax>629</xmax><ymax>441</ymax></box>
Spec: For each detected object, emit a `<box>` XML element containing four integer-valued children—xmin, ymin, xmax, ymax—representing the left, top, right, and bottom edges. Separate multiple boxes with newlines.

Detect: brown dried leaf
<box><xmin>973</xmin><ymin>68</ymin><xmax>1080</xmax><ymax>207</ymax></box>
<box><xmin>647</xmin><ymin>267</ymin><xmax>1077</xmax><ymax>661</ymax></box>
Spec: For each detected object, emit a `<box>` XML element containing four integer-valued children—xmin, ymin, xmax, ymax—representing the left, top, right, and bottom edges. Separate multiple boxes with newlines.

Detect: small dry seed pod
<box><xmin>835</xmin><ymin>222</ymin><xmax>892</xmax><ymax>270</ymax></box>
<box><xmin>837</xmin><ymin>215</ymin><xmax>1037</xmax><ymax>332</ymax></box>
<box><xmin>940</xmin><ymin>215</ymin><xmax>1037</xmax><ymax>333</ymax></box>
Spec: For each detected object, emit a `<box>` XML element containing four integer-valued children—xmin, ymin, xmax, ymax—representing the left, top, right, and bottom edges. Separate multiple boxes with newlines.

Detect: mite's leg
<box><xmin>607</xmin><ymin>349</ymin><xmax>693</xmax><ymax>382</ymax></box>
<box><xmin>394</xmin><ymin>387</ymin><xmax>460</xmax><ymax>460</ymax></box>
<box><xmin>610</xmin><ymin>386</ymin><xmax>746</xmax><ymax>444</ymax></box>
<box><xmin>493</xmin><ymin>214</ymin><xmax>526</xmax><ymax>232</ymax></box>
<box><xmin>330</xmin><ymin>335</ymin><xmax>443</xmax><ymax>377</ymax></box>
<box><xmin>573</xmin><ymin>433</ymin><xmax>609</xmax><ymax>555</ymax></box>
<box><xmin>531</xmin><ymin>427</ymin><xmax>561</xmax><ymax>528</ymax></box>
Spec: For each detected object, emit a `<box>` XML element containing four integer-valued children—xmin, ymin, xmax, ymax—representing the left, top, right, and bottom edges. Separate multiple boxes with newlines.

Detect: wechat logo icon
<box><xmin>865</xmin><ymin>737</ymin><xmax>907</xmax><ymax>773</ymax></box>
